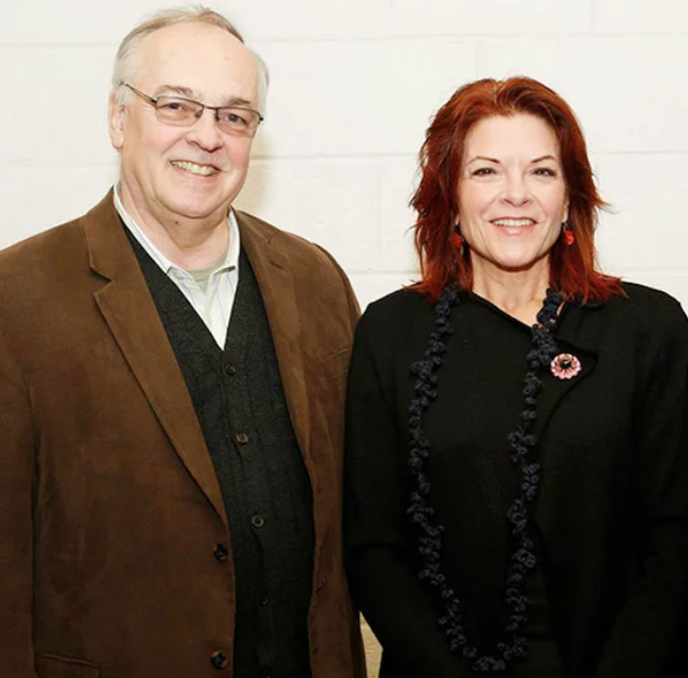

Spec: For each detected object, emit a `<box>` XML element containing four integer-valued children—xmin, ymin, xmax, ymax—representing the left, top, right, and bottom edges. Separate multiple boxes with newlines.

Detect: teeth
<box><xmin>171</xmin><ymin>160</ymin><xmax>218</xmax><ymax>176</ymax></box>
<box><xmin>493</xmin><ymin>218</ymin><xmax>535</xmax><ymax>227</ymax></box>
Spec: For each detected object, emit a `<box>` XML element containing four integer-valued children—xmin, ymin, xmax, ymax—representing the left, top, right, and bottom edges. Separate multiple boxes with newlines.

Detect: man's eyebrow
<box><xmin>158</xmin><ymin>84</ymin><xmax>198</xmax><ymax>98</ymax></box>
<box><xmin>157</xmin><ymin>85</ymin><xmax>254</xmax><ymax>108</ymax></box>
<box><xmin>221</xmin><ymin>96</ymin><xmax>254</xmax><ymax>108</ymax></box>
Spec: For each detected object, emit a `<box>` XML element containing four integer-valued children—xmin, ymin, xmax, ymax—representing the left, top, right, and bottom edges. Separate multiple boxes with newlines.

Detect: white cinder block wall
<box><xmin>2</xmin><ymin>1</ymin><xmax>688</xmax><ymax>309</ymax></box>
<box><xmin>2</xmin><ymin>0</ymin><xmax>687</xmax><ymax>672</ymax></box>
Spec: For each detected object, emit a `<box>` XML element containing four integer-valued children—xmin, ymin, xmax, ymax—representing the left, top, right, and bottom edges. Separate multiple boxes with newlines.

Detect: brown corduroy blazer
<box><xmin>0</xmin><ymin>191</ymin><xmax>364</xmax><ymax>678</ymax></box>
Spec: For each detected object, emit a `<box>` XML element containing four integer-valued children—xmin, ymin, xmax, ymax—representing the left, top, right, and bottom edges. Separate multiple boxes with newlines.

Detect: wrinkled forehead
<box><xmin>137</xmin><ymin>22</ymin><xmax>261</xmax><ymax>107</ymax></box>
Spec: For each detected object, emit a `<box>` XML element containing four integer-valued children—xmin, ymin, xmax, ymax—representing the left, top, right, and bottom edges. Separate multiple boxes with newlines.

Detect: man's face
<box><xmin>109</xmin><ymin>22</ymin><xmax>261</xmax><ymax>233</ymax></box>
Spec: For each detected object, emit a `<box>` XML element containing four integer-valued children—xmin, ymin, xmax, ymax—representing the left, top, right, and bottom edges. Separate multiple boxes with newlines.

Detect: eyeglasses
<box><xmin>122</xmin><ymin>83</ymin><xmax>264</xmax><ymax>138</ymax></box>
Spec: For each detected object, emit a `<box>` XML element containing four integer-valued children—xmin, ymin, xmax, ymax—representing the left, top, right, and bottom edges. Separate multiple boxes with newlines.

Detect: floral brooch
<box><xmin>550</xmin><ymin>353</ymin><xmax>582</xmax><ymax>380</ymax></box>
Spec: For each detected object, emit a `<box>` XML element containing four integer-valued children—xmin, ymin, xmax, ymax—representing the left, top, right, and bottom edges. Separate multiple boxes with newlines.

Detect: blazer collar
<box><xmin>84</xmin><ymin>190</ymin><xmax>228</xmax><ymax>528</ymax></box>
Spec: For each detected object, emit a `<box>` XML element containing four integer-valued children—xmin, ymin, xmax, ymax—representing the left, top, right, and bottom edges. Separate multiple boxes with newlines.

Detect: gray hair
<box><xmin>111</xmin><ymin>5</ymin><xmax>269</xmax><ymax>110</ymax></box>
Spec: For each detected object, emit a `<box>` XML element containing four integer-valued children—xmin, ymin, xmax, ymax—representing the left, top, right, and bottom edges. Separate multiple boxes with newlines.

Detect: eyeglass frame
<box><xmin>120</xmin><ymin>82</ymin><xmax>264</xmax><ymax>137</ymax></box>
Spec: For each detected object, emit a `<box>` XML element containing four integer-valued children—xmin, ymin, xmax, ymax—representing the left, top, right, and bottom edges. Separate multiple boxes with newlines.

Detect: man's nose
<box><xmin>186</xmin><ymin>107</ymin><xmax>224</xmax><ymax>151</ymax></box>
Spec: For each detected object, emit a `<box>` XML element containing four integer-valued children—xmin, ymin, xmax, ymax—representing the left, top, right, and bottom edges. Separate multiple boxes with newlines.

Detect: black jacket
<box><xmin>344</xmin><ymin>283</ymin><xmax>688</xmax><ymax>678</ymax></box>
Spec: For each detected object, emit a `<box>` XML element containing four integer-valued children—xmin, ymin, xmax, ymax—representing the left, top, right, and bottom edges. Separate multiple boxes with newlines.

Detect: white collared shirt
<box><xmin>113</xmin><ymin>187</ymin><xmax>240</xmax><ymax>348</ymax></box>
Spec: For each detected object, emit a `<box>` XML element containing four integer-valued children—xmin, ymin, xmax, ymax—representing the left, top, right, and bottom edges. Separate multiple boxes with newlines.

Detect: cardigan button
<box><xmin>224</xmin><ymin>364</ymin><xmax>236</xmax><ymax>376</ymax></box>
<box><xmin>211</xmin><ymin>650</ymin><xmax>229</xmax><ymax>669</ymax></box>
<box><xmin>251</xmin><ymin>515</ymin><xmax>265</xmax><ymax>529</ymax></box>
<box><xmin>212</xmin><ymin>543</ymin><xmax>229</xmax><ymax>562</ymax></box>
<box><xmin>235</xmin><ymin>432</ymin><xmax>249</xmax><ymax>444</ymax></box>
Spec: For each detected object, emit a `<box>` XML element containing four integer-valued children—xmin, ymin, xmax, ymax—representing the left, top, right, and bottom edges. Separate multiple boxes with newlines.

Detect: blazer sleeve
<box><xmin>593</xmin><ymin>299</ymin><xmax>688</xmax><ymax>678</ymax></box>
<box><xmin>315</xmin><ymin>244</ymin><xmax>361</xmax><ymax>330</ymax></box>
<box><xmin>343</xmin><ymin>308</ymin><xmax>472</xmax><ymax>678</ymax></box>
<box><xmin>0</xmin><ymin>319</ymin><xmax>37</xmax><ymax>676</ymax></box>
<box><xmin>313</xmin><ymin>244</ymin><xmax>366</xmax><ymax>678</ymax></box>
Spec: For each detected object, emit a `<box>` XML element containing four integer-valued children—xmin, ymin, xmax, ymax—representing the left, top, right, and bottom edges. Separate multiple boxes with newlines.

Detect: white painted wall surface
<box><xmin>2</xmin><ymin>0</ymin><xmax>687</xmax><ymax>310</ymax></box>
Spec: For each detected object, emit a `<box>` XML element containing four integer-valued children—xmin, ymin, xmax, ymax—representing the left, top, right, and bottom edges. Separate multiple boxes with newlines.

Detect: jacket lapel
<box><xmin>237</xmin><ymin>212</ymin><xmax>312</xmax><ymax>460</ymax></box>
<box><xmin>83</xmin><ymin>191</ymin><xmax>227</xmax><ymax>528</ymax></box>
<box><xmin>533</xmin><ymin>301</ymin><xmax>603</xmax><ymax>441</ymax></box>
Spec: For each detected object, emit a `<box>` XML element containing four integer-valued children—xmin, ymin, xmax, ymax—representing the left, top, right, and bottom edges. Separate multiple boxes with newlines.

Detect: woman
<box><xmin>344</xmin><ymin>77</ymin><xmax>688</xmax><ymax>678</ymax></box>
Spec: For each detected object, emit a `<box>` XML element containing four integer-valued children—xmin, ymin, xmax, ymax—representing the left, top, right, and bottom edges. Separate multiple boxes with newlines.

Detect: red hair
<box><xmin>411</xmin><ymin>76</ymin><xmax>623</xmax><ymax>303</ymax></box>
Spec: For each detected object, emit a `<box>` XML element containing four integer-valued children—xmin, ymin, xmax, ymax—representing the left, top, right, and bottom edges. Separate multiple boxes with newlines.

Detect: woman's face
<box><xmin>457</xmin><ymin>113</ymin><xmax>569</xmax><ymax>283</ymax></box>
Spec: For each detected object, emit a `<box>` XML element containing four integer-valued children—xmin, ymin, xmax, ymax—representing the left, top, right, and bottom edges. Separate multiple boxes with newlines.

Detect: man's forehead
<box><xmin>137</xmin><ymin>23</ymin><xmax>259</xmax><ymax>102</ymax></box>
<box><xmin>141</xmin><ymin>25</ymin><xmax>242</xmax><ymax>67</ymax></box>
<box><xmin>154</xmin><ymin>83</ymin><xmax>255</xmax><ymax>108</ymax></box>
<box><xmin>142</xmin><ymin>20</ymin><xmax>244</xmax><ymax>48</ymax></box>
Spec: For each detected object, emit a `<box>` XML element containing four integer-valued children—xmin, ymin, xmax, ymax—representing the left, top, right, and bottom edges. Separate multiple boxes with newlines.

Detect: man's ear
<box><xmin>108</xmin><ymin>92</ymin><xmax>126</xmax><ymax>150</ymax></box>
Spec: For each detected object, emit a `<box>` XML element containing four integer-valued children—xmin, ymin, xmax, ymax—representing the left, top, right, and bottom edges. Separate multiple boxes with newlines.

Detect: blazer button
<box><xmin>251</xmin><ymin>515</ymin><xmax>265</xmax><ymax>529</ymax></box>
<box><xmin>211</xmin><ymin>650</ymin><xmax>229</xmax><ymax>670</ymax></box>
<box><xmin>213</xmin><ymin>543</ymin><xmax>229</xmax><ymax>562</ymax></box>
<box><xmin>235</xmin><ymin>432</ymin><xmax>249</xmax><ymax>444</ymax></box>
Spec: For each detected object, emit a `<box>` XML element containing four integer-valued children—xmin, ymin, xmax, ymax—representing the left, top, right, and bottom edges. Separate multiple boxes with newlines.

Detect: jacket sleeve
<box><xmin>313</xmin><ymin>244</ymin><xmax>367</xmax><ymax>678</ymax></box>
<box><xmin>0</xmin><ymin>319</ymin><xmax>37</xmax><ymax>677</ymax></box>
<box><xmin>343</xmin><ymin>309</ymin><xmax>472</xmax><ymax>678</ymax></box>
<box><xmin>593</xmin><ymin>299</ymin><xmax>688</xmax><ymax>678</ymax></box>
<box><xmin>314</xmin><ymin>244</ymin><xmax>361</xmax><ymax>331</ymax></box>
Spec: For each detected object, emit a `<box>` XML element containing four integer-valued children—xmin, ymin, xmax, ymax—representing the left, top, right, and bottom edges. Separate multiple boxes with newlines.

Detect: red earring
<box><xmin>562</xmin><ymin>223</ymin><xmax>575</xmax><ymax>246</ymax></box>
<box><xmin>452</xmin><ymin>226</ymin><xmax>464</xmax><ymax>254</ymax></box>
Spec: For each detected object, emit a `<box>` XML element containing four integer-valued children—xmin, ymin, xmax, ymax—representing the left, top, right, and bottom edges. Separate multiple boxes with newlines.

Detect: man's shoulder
<box><xmin>0</xmin><ymin>215</ymin><xmax>87</xmax><ymax>280</ymax></box>
<box><xmin>236</xmin><ymin>210</ymin><xmax>355</xmax><ymax>303</ymax></box>
<box><xmin>236</xmin><ymin>210</ymin><xmax>339</xmax><ymax>268</ymax></box>
<box><xmin>236</xmin><ymin>210</ymin><xmax>360</xmax><ymax>331</ymax></box>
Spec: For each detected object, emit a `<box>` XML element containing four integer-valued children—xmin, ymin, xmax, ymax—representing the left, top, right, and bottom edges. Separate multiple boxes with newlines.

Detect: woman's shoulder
<box><xmin>354</xmin><ymin>286</ymin><xmax>436</xmax><ymax>344</ymax></box>
<box><xmin>620</xmin><ymin>280</ymin><xmax>682</xmax><ymax>306</ymax></box>
<box><xmin>598</xmin><ymin>281</ymin><xmax>688</xmax><ymax>344</ymax></box>
<box><xmin>611</xmin><ymin>281</ymin><xmax>686</xmax><ymax>325</ymax></box>
<box><xmin>365</xmin><ymin>286</ymin><xmax>429</xmax><ymax>313</ymax></box>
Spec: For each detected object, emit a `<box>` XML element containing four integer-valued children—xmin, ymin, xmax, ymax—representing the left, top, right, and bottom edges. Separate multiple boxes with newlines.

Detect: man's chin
<box><xmin>163</xmin><ymin>200</ymin><xmax>231</xmax><ymax>225</ymax></box>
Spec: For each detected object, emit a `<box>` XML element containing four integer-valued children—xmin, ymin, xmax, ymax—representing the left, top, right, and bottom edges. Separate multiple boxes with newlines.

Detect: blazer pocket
<box><xmin>320</xmin><ymin>347</ymin><xmax>351</xmax><ymax>378</ymax></box>
<box><xmin>35</xmin><ymin>653</ymin><xmax>100</xmax><ymax>678</ymax></box>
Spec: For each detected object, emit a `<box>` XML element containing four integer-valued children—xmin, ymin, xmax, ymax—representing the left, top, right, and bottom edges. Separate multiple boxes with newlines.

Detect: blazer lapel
<box><xmin>238</xmin><ymin>213</ymin><xmax>312</xmax><ymax>460</ymax></box>
<box><xmin>83</xmin><ymin>192</ymin><xmax>227</xmax><ymax>528</ymax></box>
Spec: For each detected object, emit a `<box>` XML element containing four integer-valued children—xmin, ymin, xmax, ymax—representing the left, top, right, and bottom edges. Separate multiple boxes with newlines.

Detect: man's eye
<box><xmin>159</xmin><ymin>99</ymin><xmax>193</xmax><ymax>112</ymax></box>
<box><xmin>221</xmin><ymin>109</ymin><xmax>249</xmax><ymax>126</ymax></box>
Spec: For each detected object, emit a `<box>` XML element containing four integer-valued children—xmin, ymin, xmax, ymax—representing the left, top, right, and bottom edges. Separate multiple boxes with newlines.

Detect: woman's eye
<box><xmin>472</xmin><ymin>167</ymin><xmax>496</xmax><ymax>176</ymax></box>
<box><xmin>534</xmin><ymin>167</ymin><xmax>557</xmax><ymax>177</ymax></box>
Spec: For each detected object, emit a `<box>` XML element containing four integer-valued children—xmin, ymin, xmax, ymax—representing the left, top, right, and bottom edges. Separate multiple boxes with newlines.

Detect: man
<box><xmin>0</xmin><ymin>7</ymin><xmax>363</xmax><ymax>678</ymax></box>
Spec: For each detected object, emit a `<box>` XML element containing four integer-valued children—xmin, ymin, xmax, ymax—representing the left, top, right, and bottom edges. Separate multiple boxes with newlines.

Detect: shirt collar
<box><xmin>113</xmin><ymin>185</ymin><xmax>240</xmax><ymax>275</ymax></box>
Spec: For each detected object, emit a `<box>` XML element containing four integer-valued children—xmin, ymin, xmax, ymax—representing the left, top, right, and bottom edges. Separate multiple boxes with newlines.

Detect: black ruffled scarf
<box><xmin>408</xmin><ymin>285</ymin><xmax>563</xmax><ymax>673</ymax></box>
